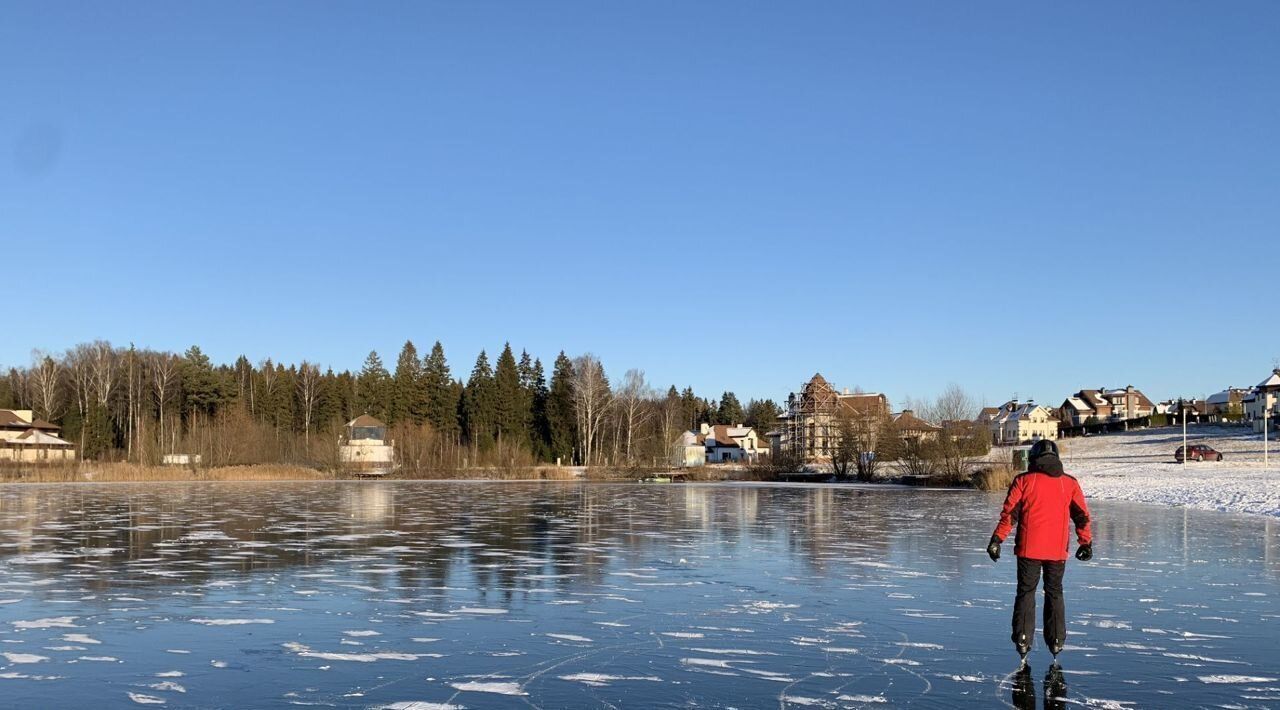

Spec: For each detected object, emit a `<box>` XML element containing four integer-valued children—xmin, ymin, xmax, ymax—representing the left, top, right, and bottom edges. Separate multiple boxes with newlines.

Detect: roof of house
<box><xmin>1062</xmin><ymin>397</ymin><xmax>1092</xmax><ymax>412</ymax></box>
<box><xmin>0</xmin><ymin>410</ymin><xmax>60</xmax><ymax>431</ymax></box>
<box><xmin>706</xmin><ymin>425</ymin><xmax>755</xmax><ymax>448</ymax></box>
<box><xmin>10</xmin><ymin>429</ymin><xmax>73</xmax><ymax>446</ymax></box>
<box><xmin>1207</xmin><ymin>390</ymin><xmax>1237</xmax><ymax>405</ymax></box>
<box><xmin>838</xmin><ymin>393</ymin><xmax>888</xmax><ymax>417</ymax></box>
<box><xmin>892</xmin><ymin>411</ymin><xmax>942</xmax><ymax>432</ymax></box>
<box><xmin>1078</xmin><ymin>390</ymin><xmax>1110</xmax><ymax>408</ymax></box>
<box><xmin>674</xmin><ymin>431</ymin><xmax>706</xmax><ymax>446</ymax></box>
<box><xmin>1259</xmin><ymin>370</ymin><xmax>1280</xmax><ymax>389</ymax></box>
<box><xmin>346</xmin><ymin>414</ymin><xmax>387</xmax><ymax>428</ymax></box>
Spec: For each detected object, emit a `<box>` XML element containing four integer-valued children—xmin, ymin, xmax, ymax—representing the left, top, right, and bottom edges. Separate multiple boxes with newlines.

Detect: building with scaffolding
<box><xmin>770</xmin><ymin>374</ymin><xmax>890</xmax><ymax>463</ymax></box>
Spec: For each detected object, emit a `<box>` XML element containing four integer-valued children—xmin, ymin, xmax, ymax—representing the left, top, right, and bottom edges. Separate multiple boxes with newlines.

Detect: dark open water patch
<box><xmin>0</xmin><ymin>482</ymin><xmax>1277</xmax><ymax>708</ymax></box>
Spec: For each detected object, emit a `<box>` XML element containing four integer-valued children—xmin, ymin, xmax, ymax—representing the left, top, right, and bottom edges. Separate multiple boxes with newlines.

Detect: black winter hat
<box><xmin>1029</xmin><ymin>439</ymin><xmax>1059</xmax><ymax>459</ymax></box>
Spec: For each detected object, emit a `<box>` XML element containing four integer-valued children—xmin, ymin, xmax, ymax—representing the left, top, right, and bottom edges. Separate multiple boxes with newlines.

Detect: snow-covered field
<box><xmin>998</xmin><ymin>426</ymin><xmax>1280</xmax><ymax>518</ymax></box>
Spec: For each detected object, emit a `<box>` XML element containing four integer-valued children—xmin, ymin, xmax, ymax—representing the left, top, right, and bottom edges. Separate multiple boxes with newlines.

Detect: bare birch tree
<box><xmin>297</xmin><ymin>361</ymin><xmax>321</xmax><ymax>445</ymax></box>
<box><xmin>28</xmin><ymin>353</ymin><xmax>62</xmax><ymax>422</ymax></box>
<box><xmin>616</xmin><ymin>369</ymin><xmax>653</xmax><ymax>465</ymax></box>
<box><xmin>151</xmin><ymin>352</ymin><xmax>180</xmax><ymax>454</ymax></box>
<box><xmin>570</xmin><ymin>354</ymin><xmax>613</xmax><ymax>467</ymax></box>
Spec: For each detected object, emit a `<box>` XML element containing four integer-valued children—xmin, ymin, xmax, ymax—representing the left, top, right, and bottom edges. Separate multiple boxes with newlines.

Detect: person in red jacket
<box><xmin>988</xmin><ymin>438</ymin><xmax>1093</xmax><ymax>664</ymax></box>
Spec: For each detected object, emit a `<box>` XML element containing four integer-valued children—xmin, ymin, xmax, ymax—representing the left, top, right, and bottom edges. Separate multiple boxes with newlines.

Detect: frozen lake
<box><xmin>0</xmin><ymin>482</ymin><xmax>1278</xmax><ymax>709</ymax></box>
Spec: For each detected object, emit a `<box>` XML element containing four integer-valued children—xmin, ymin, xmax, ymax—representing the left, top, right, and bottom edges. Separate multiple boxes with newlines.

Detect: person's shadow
<box><xmin>1011</xmin><ymin>665</ymin><xmax>1068</xmax><ymax>709</ymax></box>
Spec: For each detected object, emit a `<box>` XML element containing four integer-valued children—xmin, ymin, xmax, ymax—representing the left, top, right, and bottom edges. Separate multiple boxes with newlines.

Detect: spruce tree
<box><xmin>391</xmin><ymin>340</ymin><xmax>427</xmax><ymax>424</ymax></box>
<box><xmin>314</xmin><ymin>368</ymin><xmax>340</xmax><ymax>432</ymax></box>
<box><xmin>356</xmin><ymin>351</ymin><xmax>391</xmax><ymax>420</ymax></box>
<box><xmin>422</xmin><ymin>341</ymin><xmax>458</xmax><ymax>435</ymax></box>
<box><xmin>744</xmin><ymin>398</ymin><xmax>781</xmax><ymax>432</ymax></box>
<box><xmin>0</xmin><ymin>370</ymin><xmax>14</xmax><ymax>409</ymax></box>
<box><xmin>546</xmin><ymin>352</ymin><xmax>577</xmax><ymax>464</ymax></box>
<box><xmin>181</xmin><ymin>345</ymin><xmax>224</xmax><ymax>420</ymax></box>
<box><xmin>680</xmin><ymin>387</ymin><xmax>699</xmax><ymax>430</ymax></box>
<box><xmin>334</xmin><ymin>371</ymin><xmax>357</xmax><ymax>422</ymax></box>
<box><xmin>493</xmin><ymin>343</ymin><xmax>528</xmax><ymax>450</ymax></box>
<box><xmin>527</xmin><ymin>357</ymin><xmax>550</xmax><ymax>460</ymax></box>
<box><xmin>462</xmin><ymin>350</ymin><xmax>497</xmax><ymax>451</ymax></box>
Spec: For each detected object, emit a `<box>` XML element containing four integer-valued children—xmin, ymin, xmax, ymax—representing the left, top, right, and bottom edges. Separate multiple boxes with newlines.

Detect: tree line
<box><xmin>0</xmin><ymin>340</ymin><xmax>780</xmax><ymax>470</ymax></box>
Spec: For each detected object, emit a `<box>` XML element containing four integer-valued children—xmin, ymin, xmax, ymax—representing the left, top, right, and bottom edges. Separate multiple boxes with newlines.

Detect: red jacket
<box><xmin>993</xmin><ymin>470</ymin><xmax>1092</xmax><ymax>561</ymax></box>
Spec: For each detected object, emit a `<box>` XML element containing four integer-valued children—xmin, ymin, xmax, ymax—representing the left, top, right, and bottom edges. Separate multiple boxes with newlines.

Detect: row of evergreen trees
<box><xmin>1</xmin><ymin>340</ymin><xmax>781</xmax><ymax>467</ymax></box>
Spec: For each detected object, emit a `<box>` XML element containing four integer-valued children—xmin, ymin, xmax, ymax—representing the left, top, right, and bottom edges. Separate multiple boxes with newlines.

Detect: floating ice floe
<box><xmin>1198</xmin><ymin>675</ymin><xmax>1278</xmax><ymax>684</ymax></box>
<box><xmin>2</xmin><ymin>653</ymin><xmax>49</xmax><ymax>664</ymax></box>
<box><xmin>448</xmin><ymin>681</ymin><xmax>526</xmax><ymax>695</ymax></box>
<box><xmin>12</xmin><ymin>617</ymin><xmax>78</xmax><ymax>630</ymax></box>
<box><xmin>127</xmin><ymin>693</ymin><xmax>165</xmax><ymax>705</ymax></box>
<box><xmin>836</xmin><ymin>694</ymin><xmax>887</xmax><ymax>704</ymax></box>
<box><xmin>557</xmin><ymin>673</ymin><xmax>662</xmax><ymax>687</ymax></box>
<box><xmin>282</xmin><ymin>642</ymin><xmax>422</xmax><ymax>662</ymax></box>
<box><xmin>0</xmin><ymin>672</ymin><xmax>62</xmax><ymax>680</ymax></box>
<box><xmin>376</xmin><ymin>703</ymin><xmax>465</xmax><ymax>710</ymax></box>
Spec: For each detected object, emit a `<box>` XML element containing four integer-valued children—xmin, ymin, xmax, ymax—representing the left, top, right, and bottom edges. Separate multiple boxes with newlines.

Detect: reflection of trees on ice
<box><xmin>0</xmin><ymin>482</ymin><xmax>1274</xmax><ymax>707</ymax></box>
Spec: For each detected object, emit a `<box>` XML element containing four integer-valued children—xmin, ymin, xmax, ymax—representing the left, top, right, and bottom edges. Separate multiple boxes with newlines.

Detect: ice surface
<box><xmin>0</xmin><ymin>481</ymin><xmax>1275</xmax><ymax>708</ymax></box>
<box><xmin>448</xmin><ymin>681</ymin><xmax>526</xmax><ymax>695</ymax></box>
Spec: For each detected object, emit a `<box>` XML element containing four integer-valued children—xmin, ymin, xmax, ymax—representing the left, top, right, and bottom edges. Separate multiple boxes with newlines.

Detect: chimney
<box><xmin>699</xmin><ymin>422</ymin><xmax>710</xmax><ymax>435</ymax></box>
<box><xmin>843</xmin><ymin>388</ymin><xmax>850</xmax><ymax>395</ymax></box>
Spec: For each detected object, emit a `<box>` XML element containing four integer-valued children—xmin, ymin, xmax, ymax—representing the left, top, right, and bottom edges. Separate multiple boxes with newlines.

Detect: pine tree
<box><xmin>462</xmin><ymin>350</ymin><xmax>497</xmax><ymax>451</ymax></box>
<box><xmin>422</xmin><ymin>341</ymin><xmax>458</xmax><ymax>436</ymax></box>
<box><xmin>0</xmin><ymin>369</ymin><xmax>16</xmax><ymax>409</ymax></box>
<box><xmin>356</xmin><ymin>351</ymin><xmax>391</xmax><ymax>420</ymax></box>
<box><xmin>744</xmin><ymin>398</ymin><xmax>781</xmax><ymax>432</ymax></box>
<box><xmin>181</xmin><ymin>345</ymin><xmax>224</xmax><ymax>420</ymax></box>
<box><xmin>680</xmin><ymin>387</ymin><xmax>699</xmax><ymax>430</ymax></box>
<box><xmin>716</xmin><ymin>391</ymin><xmax>747</xmax><ymax>424</ymax></box>
<box><xmin>527</xmin><ymin>357</ymin><xmax>550</xmax><ymax>460</ymax></box>
<box><xmin>233</xmin><ymin>355</ymin><xmax>254</xmax><ymax>414</ymax></box>
<box><xmin>390</xmin><ymin>340</ymin><xmax>427</xmax><ymax>424</ymax></box>
<box><xmin>493</xmin><ymin>343</ymin><xmax>528</xmax><ymax>450</ymax></box>
<box><xmin>314</xmin><ymin>368</ymin><xmax>340</xmax><ymax>433</ymax></box>
<box><xmin>333</xmin><ymin>371</ymin><xmax>357</xmax><ymax>423</ymax></box>
<box><xmin>546</xmin><ymin>352</ymin><xmax>577</xmax><ymax>463</ymax></box>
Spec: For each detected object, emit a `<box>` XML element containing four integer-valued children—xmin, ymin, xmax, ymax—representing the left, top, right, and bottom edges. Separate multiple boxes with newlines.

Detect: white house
<box><xmin>671</xmin><ymin>430</ymin><xmax>707</xmax><ymax>468</ymax></box>
<box><xmin>987</xmin><ymin>400</ymin><xmax>1059</xmax><ymax>445</ymax></box>
<box><xmin>672</xmin><ymin>423</ymin><xmax>769</xmax><ymax>466</ymax></box>
<box><xmin>339</xmin><ymin>414</ymin><xmax>395</xmax><ymax>470</ymax></box>
<box><xmin>1245</xmin><ymin>369</ymin><xmax>1280</xmax><ymax>433</ymax></box>
<box><xmin>0</xmin><ymin>409</ymin><xmax>76</xmax><ymax>464</ymax></box>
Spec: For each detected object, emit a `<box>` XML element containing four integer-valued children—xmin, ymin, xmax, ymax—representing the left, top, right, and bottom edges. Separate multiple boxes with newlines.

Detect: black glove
<box><xmin>987</xmin><ymin>535</ymin><xmax>1001</xmax><ymax>562</ymax></box>
<box><xmin>1075</xmin><ymin>543</ymin><xmax>1093</xmax><ymax>562</ymax></box>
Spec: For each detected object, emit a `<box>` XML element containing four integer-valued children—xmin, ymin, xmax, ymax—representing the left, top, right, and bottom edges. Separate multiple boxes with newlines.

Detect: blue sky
<box><xmin>2</xmin><ymin>2</ymin><xmax>1278</xmax><ymax>407</ymax></box>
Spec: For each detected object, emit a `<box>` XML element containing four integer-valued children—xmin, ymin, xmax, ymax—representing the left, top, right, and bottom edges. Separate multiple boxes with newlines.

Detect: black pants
<box><xmin>1013</xmin><ymin>557</ymin><xmax>1066</xmax><ymax>651</ymax></box>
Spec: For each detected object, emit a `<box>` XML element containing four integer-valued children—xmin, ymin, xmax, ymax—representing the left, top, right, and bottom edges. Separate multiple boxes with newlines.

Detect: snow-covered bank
<box><xmin>1002</xmin><ymin>426</ymin><xmax>1280</xmax><ymax>517</ymax></box>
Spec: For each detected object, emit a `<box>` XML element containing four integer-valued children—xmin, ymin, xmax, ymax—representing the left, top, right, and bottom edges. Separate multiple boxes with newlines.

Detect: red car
<box><xmin>1175</xmin><ymin>444</ymin><xmax>1223</xmax><ymax>463</ymax></box>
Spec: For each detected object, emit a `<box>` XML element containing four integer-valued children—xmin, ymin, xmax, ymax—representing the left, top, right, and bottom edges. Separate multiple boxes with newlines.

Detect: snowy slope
<box><xmin>995</xmin><ymin>426</ymin><xmax>1280</xmax><ymax>518</ymax></box>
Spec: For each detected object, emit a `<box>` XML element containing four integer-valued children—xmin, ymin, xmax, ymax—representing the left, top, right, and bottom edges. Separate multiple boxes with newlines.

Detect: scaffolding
<box><xmin>778</xmin><ymin>374</ymin><xmax>840</xmax><ymax>462</ymax></box>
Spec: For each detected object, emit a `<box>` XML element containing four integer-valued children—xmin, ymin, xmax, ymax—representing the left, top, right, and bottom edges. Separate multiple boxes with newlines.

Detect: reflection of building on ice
<box><xmin>341</xmin><ymin>484</ymin><xmax>395</xmax><ymax>524</ymax></box>
<box><xmin>339</xmin><ymin>415</ymin><xmax>395</xmax><ymax>472</ymax></box>
<box><xmin>682</xmin><ymin>486</ymin><xmax>712</xmax><ymax>527</ymax></box>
